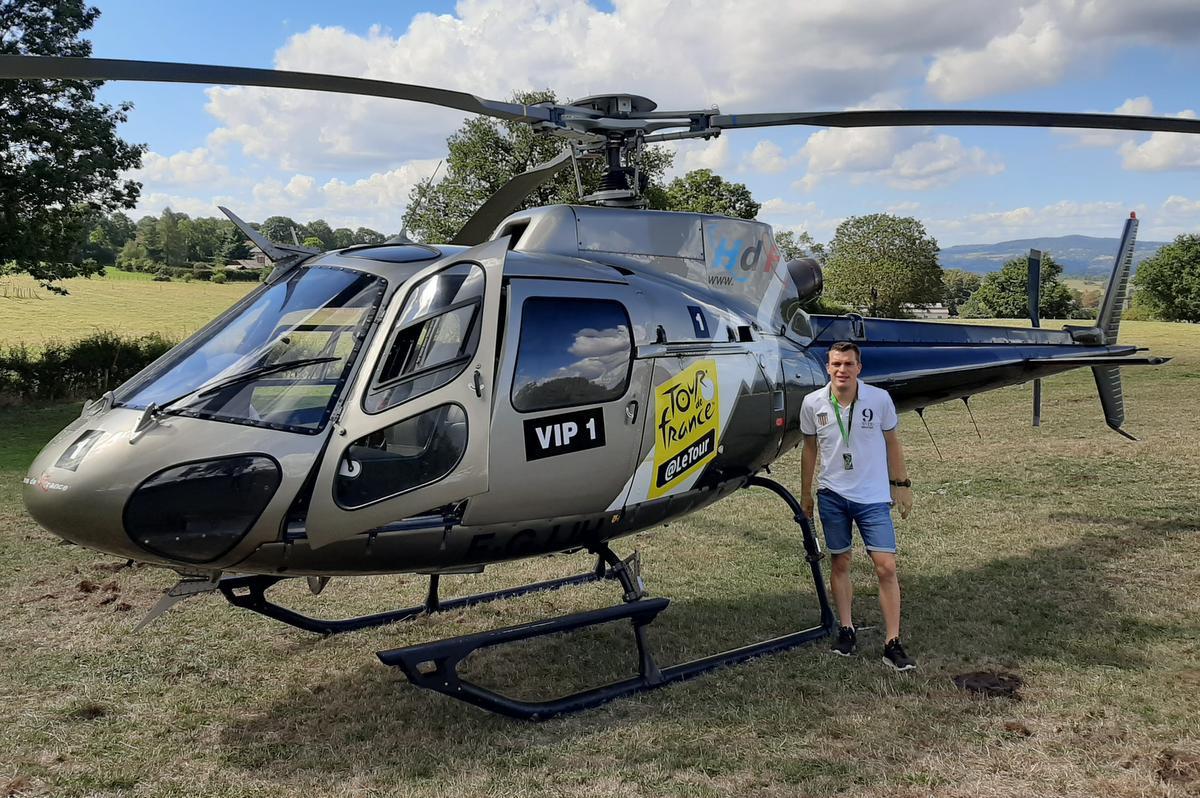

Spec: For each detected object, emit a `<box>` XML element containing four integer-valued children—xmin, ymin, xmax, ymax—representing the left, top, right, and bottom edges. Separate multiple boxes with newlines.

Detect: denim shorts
<box><xmin>816</xmin><ymin>488</ymin><xmax>897</xmax><ymax>554</ymax></box>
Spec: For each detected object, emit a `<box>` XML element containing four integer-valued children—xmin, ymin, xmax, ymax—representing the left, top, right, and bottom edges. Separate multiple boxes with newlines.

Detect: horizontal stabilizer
<box><xmin>1025</xmin><ymin>356</ymin><xmax>1169</xmax><ymax>367</ymax></box>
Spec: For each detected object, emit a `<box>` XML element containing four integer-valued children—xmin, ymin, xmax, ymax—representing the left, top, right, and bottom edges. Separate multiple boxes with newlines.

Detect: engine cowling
<box><xmin>786</xmin><ymin>257</ymin><xmax>823</xmax><ymax>304</ymax></box>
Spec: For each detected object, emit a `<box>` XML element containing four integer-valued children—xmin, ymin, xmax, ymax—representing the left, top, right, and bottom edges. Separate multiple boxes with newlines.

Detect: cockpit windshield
<box><xmin>117</xmin><ymin>266</ymin><xmax>384</xmax><ymax>433</ymax></box>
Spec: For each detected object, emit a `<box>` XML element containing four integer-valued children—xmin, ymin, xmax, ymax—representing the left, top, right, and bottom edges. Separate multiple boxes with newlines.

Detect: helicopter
<box><xmin>5</xmin><ymin>54</ymin><xmax>1198</xmax><ymax>720</ymax></box>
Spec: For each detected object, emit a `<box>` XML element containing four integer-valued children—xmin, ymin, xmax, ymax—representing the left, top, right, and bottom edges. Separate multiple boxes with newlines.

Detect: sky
<box><xmin>85</xmin><ymin>0</ymin><xmax>1200</xmax><ymax>247</ymax></box>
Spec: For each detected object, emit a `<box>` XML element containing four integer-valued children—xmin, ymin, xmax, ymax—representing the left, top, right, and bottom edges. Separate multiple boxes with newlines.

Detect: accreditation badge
<box><xmin>842</xmin><ymin>452</ymin><xmax>854</xmax><ymax>471</ymax></box>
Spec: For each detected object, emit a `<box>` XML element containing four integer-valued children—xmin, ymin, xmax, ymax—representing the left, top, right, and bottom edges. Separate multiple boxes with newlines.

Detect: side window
<box><xmin>335</xmin><ymin>403</ymin><xmax>467</xmax><ymax>508</ymax></box>
<box><xmin>512</xmin><ymin>297</ymin><xmax>633</xmax><ymax>413</ymax></box>
<box><xmin>365</xmin><ymin>263</ymin><xmax>483</xmax><ymax>414</ymax></box>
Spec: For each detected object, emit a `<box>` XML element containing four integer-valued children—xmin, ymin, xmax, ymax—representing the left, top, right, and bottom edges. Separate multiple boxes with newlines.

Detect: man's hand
<box><xmin>801</xmin><ymin>493</ymin><xmax>815</xmax><ymax>521</ymax></box>
<box><xmin>890</xmin><ymin>485</ymin><xmax>913</xmax><ymax>519</ymax></box>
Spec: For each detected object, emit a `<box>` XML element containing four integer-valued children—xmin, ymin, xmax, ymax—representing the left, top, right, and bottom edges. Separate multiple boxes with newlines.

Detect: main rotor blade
<box><xmin>710</xmin><ymin>109</ymin><xmax>1200</xmax><ymax>135</ymax></box>
<box><xmin>0</xmin><ymin>55</ymin><xmax>555</xmax><ymax>125</ymax></box>
<box><xmin>451</xmin><ymin>150</ymin><xmax>574</xmax><ymax>246</ymax></box>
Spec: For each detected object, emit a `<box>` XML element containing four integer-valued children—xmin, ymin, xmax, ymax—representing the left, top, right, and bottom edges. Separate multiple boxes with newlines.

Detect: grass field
<box><xmin>2</xmin><ymin>321</ymin><xmax>1199</xmax><ymax>797</ymax></box>
<box><xmin>0</xmin><ymin>270</ymin><xmax>253</xmax><ymax>347</ymax></box>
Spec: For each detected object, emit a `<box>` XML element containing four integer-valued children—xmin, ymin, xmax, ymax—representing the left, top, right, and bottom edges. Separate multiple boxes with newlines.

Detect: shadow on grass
<box><xmin>215</xmin><ymin>526</ymin><xmax>1186</xmax><ymax>784</ymax></box>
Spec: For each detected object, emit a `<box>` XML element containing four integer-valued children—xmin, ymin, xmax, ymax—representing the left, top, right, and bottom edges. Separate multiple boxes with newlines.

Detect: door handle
<box><xmin>472</xmin><ymin>369</ymin><xmax>484</xmax><ymax>397</ymax></box>
<box><xmin>625</xmin><ymin>400</ymin><xmax>639</xmax><ymax>424</ymax></box>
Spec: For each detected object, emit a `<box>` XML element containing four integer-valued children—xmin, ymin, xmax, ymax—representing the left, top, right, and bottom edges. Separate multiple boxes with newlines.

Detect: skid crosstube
<box><xmin>217</xmin><ymin>563</ymin><xmax>609</xmax><ymax>635</ymax></box>
<box><xmin>376</xmin><ymin>476</ymin><xmax>836</xmax><ymax>720</ymax></box>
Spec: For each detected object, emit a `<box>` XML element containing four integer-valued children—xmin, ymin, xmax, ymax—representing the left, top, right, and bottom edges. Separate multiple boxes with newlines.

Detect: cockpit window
<box><xmin>364</xmin><ymin>263</ymin><xmax>484</xmax><ymax>414</ymax></box>
<box><xmin>116</xmin><ymin>266</ymin><xmax>384</xmax><ymax>433</ymax></box>
<box><xmin>789</xmin><ymin>307</ymin><xmax>814</xmax><ymax>340</ymax></box>
<box><xmin>511</xmin><ymin>298</ymin><xmax>632</xmax><ymax>413</ymax></box>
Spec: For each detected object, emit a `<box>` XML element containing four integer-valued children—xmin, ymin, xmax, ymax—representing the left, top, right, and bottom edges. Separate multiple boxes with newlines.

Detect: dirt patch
<box><xmin>1002</xmin><ymin>720</ymin><xmax>1033</xmax><ymax>737</ymax></box>
<box><xmin>76</xmin><ymin>579</ymin><xmax>98</xmax><ymax>593</ymax></box>
<box><xmin>1157</xmin><ymin>748</ymin><xmax>1200</xmax><ymax>786</ymax></box>
<box><xmin>952</xmin><ymin>670</ymin><xmax>1023</xmax><ymax>700</ymax></box>
<box><xmin>68</xmin><ymin>702</ymin><xmax>107</xmax><ymax>720</ymax></box>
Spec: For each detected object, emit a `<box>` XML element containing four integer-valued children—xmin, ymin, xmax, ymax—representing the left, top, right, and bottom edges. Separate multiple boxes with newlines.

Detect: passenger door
<box><xmin>462</xmin><ymin>278</ymin><xmax>651</xmax><ymax>526</ymax></box>
<box><xmin>304</xmin><ymin>238</ymin><xmax>507</xmax><ymax>548</ymax></box>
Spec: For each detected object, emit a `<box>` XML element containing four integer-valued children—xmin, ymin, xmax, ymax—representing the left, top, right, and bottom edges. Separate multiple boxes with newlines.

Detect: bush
<box><xmin>152</xmin><ymin>270</ymin><xmax>172</xmax><ymax>282</ymax></box>
<box><xmin>805</xmin><ymin>297</ymin><xmax>855</xmax><ymax>316</ymax></box>
<box><xmin>224</xmin><ymin>268</ymin><xmax>263</xmax><ymax>282</ymax></box>
<box><xmin>211</xmin><ymin>271</ymin><xmax>227</xmax><ymax>284</ymax></box>
<box><xmin>0</xmin><ymin>331</ymin><xmax>177</xmax><ymax>402</ymax></box>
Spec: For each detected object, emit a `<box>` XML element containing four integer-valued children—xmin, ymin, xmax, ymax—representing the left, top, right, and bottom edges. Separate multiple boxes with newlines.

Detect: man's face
<box><xmin>827</xmin><ymin>350</ymin><xmax>862</xmax><ymax>390</ymax></box>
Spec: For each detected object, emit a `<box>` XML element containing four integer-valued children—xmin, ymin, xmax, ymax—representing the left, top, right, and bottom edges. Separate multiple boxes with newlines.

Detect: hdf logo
<box><xmin>711</xmin><ymin>237</ymin><xmax>781</xmax><ymax>283</ymax></box>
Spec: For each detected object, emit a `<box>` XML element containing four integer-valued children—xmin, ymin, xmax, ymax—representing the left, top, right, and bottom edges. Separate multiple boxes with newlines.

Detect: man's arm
<box><xmin>882</xmin><ymin>428</ymin><xmax>912</xmax><ymax>519</ymax></box>
<box><xmin>800</xmin><ymin>434</ymin><xmax>818</xmax><ymax>519</ymax></box>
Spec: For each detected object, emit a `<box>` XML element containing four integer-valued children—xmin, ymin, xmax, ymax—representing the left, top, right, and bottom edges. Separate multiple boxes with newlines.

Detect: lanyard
<box><xmin>830</xmin><ymin>392</ymin><xmax>855</xmax><ymax>447</ymax></box>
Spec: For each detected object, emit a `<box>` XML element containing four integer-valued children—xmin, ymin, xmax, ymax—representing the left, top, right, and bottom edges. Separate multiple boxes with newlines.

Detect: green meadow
<box><xmin>0</xmin><ymin>270</ymin><xmax>253</xmax><ymax>347</ymax></box>
<box><xmin>1</xmin><ymin>283</ymin><xmax>1198</xmax><ymax>796</ymax></box>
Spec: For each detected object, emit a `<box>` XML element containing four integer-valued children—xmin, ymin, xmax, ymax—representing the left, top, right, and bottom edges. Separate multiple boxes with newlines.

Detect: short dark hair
<box><xmin>828</xmin><ymin>341</ymin><xmax>861</xmax><ymax>363</ymax></box>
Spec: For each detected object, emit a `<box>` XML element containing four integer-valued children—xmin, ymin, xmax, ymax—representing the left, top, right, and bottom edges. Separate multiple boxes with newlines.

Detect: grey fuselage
<box><xmin>22</xmin><ymin>205</ymin><xmax>1137</xmax><ymax>577</ymax></box>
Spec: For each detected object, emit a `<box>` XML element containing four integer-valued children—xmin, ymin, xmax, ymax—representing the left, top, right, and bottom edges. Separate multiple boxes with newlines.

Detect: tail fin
<box><xmin>1093</xmin><ymin>213</ymin><xmax>1140</xmax><ymax>439</ymax></box>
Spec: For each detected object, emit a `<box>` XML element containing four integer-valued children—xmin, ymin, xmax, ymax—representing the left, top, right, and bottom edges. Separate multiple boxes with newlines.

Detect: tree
<box><xmin>302</xmin><ymin>235</ymin><xmax>324</xmax><ymax>250</ymax></box>
<box><xmin>662</xmin><ymin>169</ymin><xmax>759</xmax><ymax>219</ymax></box>
<box><xmin>404</xmin><ymin>90</ymin><xmax>674</xmax><ymax>242</ymax></box>
<box><xmin>823</xmin><ymin>214</ymin><xmax>943</xmax><ymax>317</ymax></box>
<box><xmin>216</xmin><ymin>226</ymin><xmax>250</xmax><ymax>265</ymax></box>
<box><xmin>0</xmin><ymin>1</ymin><xmax>144</xmax><ymax>288</ymax></box>
<box><xmin>157</xmin><ymin>208</ymin><xmax>187</xmax><ymax>266</ymax></box>
<box><xmin>774</xmin><ymin>230</ymin><xmax>826</xmax><ymax>263</ymax></box>
<box><xmin>305</xmin><ymin>219</ymin><xmax>335</xmax><ymax>250</ymax></box>
<box><xmin>942</xmin><ymin>268</ymin><xmax>982</xmax><ymax>316</ymax></box>
<box><xmin>332</xmin><ymin>227</ymin><xmax>356</xmax><ymax>248</ymax></box>
<box><xmin>1131</xmin><ymin>234</ymin><xmax>1200</xmax><ymax>322</ymax></box>
<box><xmin>959</xmin><ymin>253</ymin><xmax>1079</xmax><ymax>319</ymax></box>
<box><xmin>353</xmin><ymin>227</ymin><xmax>385</xmax><ymax>245</ymax></box>
<box><xmin>259</xmin><ymin>216</ymin><xmax>306</xmax><ymax>244</ymax></box>
<box><xmin>134</xmin><ymin>215</ymin><xmax>163</xmax><ymax>264</ymax></box>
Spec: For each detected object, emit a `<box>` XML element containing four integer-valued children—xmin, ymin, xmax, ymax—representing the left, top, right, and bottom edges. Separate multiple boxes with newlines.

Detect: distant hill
<box><xmin>938</xmin><ymin>234</ymin><xmax>1167</xmax><ymax>279</ymax></box>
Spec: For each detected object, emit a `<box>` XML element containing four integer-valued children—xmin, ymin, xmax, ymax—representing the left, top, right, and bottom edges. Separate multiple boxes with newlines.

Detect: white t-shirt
<box><xmin>799</xmin><ymin>380</ymin><xmax>898</xmax><ymax>504</ymax></box>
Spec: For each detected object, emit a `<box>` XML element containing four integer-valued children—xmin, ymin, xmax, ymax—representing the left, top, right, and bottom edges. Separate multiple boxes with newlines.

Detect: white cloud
<box><xmin>132</xmin><ymin>147</ymin><xmax>230</xmax><ymax>187</ymax></box>
<box><xmin>118</xmin><ymin>0</ymin><xmax>1200</xmax><ymax>243</ymax></box>
<box><xmin>743</xmin><ymin>141</ymin><xmax>790</xmax><ymax>175</ymax></box>
<box><xmin>795</xmin><ymin>127</ymin><xmax>1003</xmax><ymax>191</ymax></box>
<box><xmin>933</xmin><ymin>199</ymin><xmax>1142</xmax><ymax>243</ymax></box>
<box><xmin>927</xmin><ymin>6</ymin><xmax>1069</xmax><ymax>101</ymax></box>
<box><xmin>673</xmin><ymin>136</ymin><xmax>731</xmax><ymax>174</ymax></box>
<box><xmin>925</xmin><ymin>1</ymin><xmax>1200</xmax><ymax>101</ymax></box>
<box><xmin>133</xmin><ymin>159</ymin><xmax>442</xmax><ymax>234</ymax></box>
<box><xmin>888</xmin><ymin>135</ymin><xmax>1004</xmax><ymax>189</ymax></box>
<box><xmin>759</xmin><ymin>198</ymin><xmax>819</xmax><ymax>217</ymax></box>
<box><xmin>1057</xmin><ymin>97</ymin><xmax>1157</xmax><ymax>149</ymax></box>
<box><xmin>1119</xmin><ymin>110</ymin><xmax>1200</xmax><ymax>171</ymax></box>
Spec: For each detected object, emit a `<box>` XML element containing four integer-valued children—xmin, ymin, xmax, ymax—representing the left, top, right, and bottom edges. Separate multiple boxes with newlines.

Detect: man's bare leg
<box><xmin>830</xmin><ymin>551</ymin><xmax>854</xmax><ymax>628</ymax></box>
<box><xmin>869</xmin><ymin>550</ymin><xmax>901</xmax><ymax>641</ymax></box>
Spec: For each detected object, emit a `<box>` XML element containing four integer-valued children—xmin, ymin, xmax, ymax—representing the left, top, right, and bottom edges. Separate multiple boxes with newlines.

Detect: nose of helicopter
<box><xmin>23</xmin><ymin>408</ymin><xmax>290</xmax><ymax>568</ymax></box>
<box><xmin>22</xmin><ymin>418</ymin><xmax>146</xmax><ymax>560</ymax></box>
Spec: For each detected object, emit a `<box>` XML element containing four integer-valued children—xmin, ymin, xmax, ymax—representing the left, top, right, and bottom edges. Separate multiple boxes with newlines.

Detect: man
<box><xmin>799</xmin><ymin>341</ymin><xmax>916</xmax><ymax>671</ymax></box>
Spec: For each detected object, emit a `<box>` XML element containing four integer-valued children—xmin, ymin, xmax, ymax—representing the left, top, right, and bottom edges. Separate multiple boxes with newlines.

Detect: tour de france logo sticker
<box><xmin>651</xmin><ymin>359</ymin><xmax>720</xmax><ymax>498</ymax></box>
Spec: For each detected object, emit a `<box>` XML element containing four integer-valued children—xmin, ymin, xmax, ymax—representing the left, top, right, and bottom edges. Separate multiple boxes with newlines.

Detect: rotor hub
<box><xmin>571</xmin><ymin>94</ymin><xmax>658</xmax><ymax>117</ymax></box>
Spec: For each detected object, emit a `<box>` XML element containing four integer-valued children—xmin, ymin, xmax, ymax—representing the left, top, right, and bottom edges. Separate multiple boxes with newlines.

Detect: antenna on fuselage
<box><xmin>961</xmin><ymin>396</ymin><xmax>983</xmax><ymax>439</ymax></box>
<box><xmin>914</xmin><ymin>407</ymin><xmax>944</xmax><ymax>461</ymax></box>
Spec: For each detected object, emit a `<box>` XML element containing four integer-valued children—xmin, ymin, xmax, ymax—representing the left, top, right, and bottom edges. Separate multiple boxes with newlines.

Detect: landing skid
<box><xmin>218</xmin><ymin>556</ymin><xmax>615</xmax><ymax>635</ymax></box>
<box><xmin>378</xmin><ymin>476</ymin><xmax>836</xmax><ymax>720</ymax></box>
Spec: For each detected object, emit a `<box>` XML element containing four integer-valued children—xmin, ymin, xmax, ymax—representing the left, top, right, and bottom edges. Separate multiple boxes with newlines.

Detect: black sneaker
<box><xmin>882</xmin><ymin>637</ymin><xmax>917</xmax><ymax>671</ymax></box>
<box><xmin>831</xmin><ymin>626</ymin><xmax>857</xmax><ymax>656</ymax></box>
